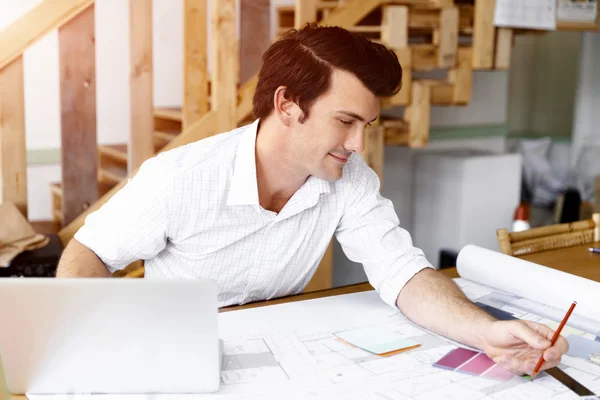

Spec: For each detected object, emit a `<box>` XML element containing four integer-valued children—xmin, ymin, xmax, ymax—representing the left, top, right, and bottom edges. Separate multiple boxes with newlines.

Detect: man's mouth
<box><xmin>329</xmin><ymin>153</ymin><xmax>349</xmax><ymax>163</ymax></box>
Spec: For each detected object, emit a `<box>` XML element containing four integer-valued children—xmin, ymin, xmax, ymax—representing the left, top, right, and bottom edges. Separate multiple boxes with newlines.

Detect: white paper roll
<box><xmin>456</xmin><ymin>244</ymin><xmax>600</xmax><ymax>322</ymax></box>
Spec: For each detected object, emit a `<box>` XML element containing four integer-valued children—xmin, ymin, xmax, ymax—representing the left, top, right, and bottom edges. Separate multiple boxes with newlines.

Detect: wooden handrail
<box><xmin>0</xmin><ymin>0</ymin><xmax>94</xmax><ymax>71</ymax></box>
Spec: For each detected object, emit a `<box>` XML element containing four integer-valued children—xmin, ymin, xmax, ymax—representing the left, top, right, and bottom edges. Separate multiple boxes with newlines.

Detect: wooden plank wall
<box><xmin>0</xmin><ymin>56</ymin><xmax>27</xmax><ymax>216</ymax></box>
<box><xmin>58</xmin><ymin>5</ymin><xmax>98</xmax><ymax>226</ymax></box>
<box><xmin>211</xmin><ymin>0</ymin><xmax>238</xmax><ymax>132</ymax></box>
<box><xmin>240</xmin><ymin>0</ymin><xmax>271</xmax><ymax>85</ymax></box>
<box><xmin>184</xmin><ymin>0</ymin><xmax>209</xmax><ymax>129</ymax></box>
<box><xmin>129</xmin><ymin>0</ymin><xmax>154</xmax><ymax>172</ymax></box>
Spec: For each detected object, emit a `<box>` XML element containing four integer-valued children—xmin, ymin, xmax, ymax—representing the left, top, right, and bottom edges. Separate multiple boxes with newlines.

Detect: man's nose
<box><xmin>344</xmin><ymin>128</ymin><xmax>365</xmax><ymax>154</ymax></box>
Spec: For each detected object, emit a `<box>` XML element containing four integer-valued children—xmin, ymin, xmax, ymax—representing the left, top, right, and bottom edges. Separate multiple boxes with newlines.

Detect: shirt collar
<box><xmin>226</xmin><ymin>119</ymin><xmax>332</xmax><ymax>208</ymax></box>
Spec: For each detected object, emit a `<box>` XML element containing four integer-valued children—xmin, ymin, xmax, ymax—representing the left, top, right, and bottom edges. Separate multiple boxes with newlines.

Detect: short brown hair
<box><xmin>252</xmin><ymin>23</ymin><xmax>402</xmax><ymax>121</ymax></box>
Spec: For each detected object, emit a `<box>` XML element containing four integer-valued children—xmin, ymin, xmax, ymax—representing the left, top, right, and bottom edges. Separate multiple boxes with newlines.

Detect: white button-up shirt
<box><xmin>75</xmin><ymin>120</ymin><xmax>433</xmax><ymax>307</ymax></box>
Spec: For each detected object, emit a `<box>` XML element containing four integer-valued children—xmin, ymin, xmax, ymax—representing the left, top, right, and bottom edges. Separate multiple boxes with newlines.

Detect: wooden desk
<box><xmin>440</xmin><ymin>242</ymin><xmax>600</xmax><ymax>282</ymax></box>
<box><xmin>2</xmin><ymin>268</ymin><xmax>462</xmax><ymax>399</ymax></box>
<box><xmin>222</xmin><ymin>267</ymin><xmax>461</xmax><ymax>312</ymax></box>
<box><xmin>518</xmin><ymin>241</ymin><xmax>600</xmax><ymax>281</ymax></box>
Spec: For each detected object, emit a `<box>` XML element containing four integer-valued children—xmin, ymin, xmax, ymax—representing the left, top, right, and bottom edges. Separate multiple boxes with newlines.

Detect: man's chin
<box><xmin>314</xmin><ymin>169</ymin><xmax>344</xmax><ymax>182</ymax></box>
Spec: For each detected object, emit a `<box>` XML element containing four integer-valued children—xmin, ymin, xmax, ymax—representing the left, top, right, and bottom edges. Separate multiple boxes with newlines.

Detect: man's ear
<box><xmin>273</xmin><ymin>86</ymin><xmax>298</xmax><ymax>127</ymax></box>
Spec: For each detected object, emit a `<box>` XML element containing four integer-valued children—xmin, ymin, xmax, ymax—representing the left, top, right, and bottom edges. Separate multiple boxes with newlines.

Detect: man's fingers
<box><xmin>498</xmin><ymin>353</ymin><xmax>560</xmax><ymax>376</ymax></box>
<box><xmin>524</xmin><ymin>321</ymin><xmax>556</xmax><ymax>341</ymax></box>
<box><xmin>510</xmin><ymin>322</ymin><xmax>551</xmax><ymax>350</ymax></box>
<box><xmin>544</xmin><ymin>336</ymin><xmax>569</xmax><ymax>361</ymax></box>
<box><xmin>523</xmin><ymin>321</ymin><xmax>569</xmax><ymax>359</ymax></box>
<box><xmin>497</xmin><ymin>355</ymin><xmax>534</xmax><ymax>375</ymax></box>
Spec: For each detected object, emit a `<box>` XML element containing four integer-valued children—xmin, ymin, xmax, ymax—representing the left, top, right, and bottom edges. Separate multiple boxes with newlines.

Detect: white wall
<box><xmin>571</xmin><ymin>31</ymin><xmax>600</xmax><ymax>201</ymax></box>
<box><xmin>508</xmin><ymin>32</ymin><xmax>581</xmax><ymax>137</ymax></box>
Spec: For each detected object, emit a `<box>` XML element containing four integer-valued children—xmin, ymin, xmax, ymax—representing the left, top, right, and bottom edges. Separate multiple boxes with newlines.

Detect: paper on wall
<box><xmin>456</xmin><ymin>244</ymin><xmax>600</xmax><ymax>323</ymax></box>
<box><xmin>558</xmin><ymin>0</ymin><xmax>598</xmax><ymax>23</ymax></box>
<box><xmin>494</xmin><ymin>0</ymin><xmax>557</xmax><ymax>30</ymax></box>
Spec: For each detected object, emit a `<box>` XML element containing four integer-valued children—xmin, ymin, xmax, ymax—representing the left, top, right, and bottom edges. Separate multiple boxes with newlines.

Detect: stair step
<box><xmin>154</xmin><ymin>129</ymin><xmax>180</xmax><ymax>143</ymax></box>
<box><xmin>50</xmin><ymin>181</ymin><xmax>115</xmax><ymax>200</ymax></box>
<box><xmin>154</xmin><ymin>107</ymin><xmax>183</xmax><ymax>122</ymax></box>
<box><xmin>98</xmin><ymin>144</ymin><xmax>128</xmax><ymax>163</ymax></box>
<box><xmin>99</xmin><ymin>165</ymin><xmax>127</xmax><ymax>185</ymax></box>
<box><xmin>50</xmin><ymin>180</ymin><xmax>118</xmax><ymax>224</ymax></box>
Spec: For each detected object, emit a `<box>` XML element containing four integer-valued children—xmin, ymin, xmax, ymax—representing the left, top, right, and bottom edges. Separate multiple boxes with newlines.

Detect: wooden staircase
<box><xmin>273</xmin><ymin>0</ymin><xmax>513</xmax><ymax>149</ymax></box>
<box><xmin>50</xmin><ymin>106</ymin><xmax>184</xmax><ymax>224</ymax></box>
<box><xmin>46</xmin><ymin>0</ymin><xmax>518</xmax><ymax>226</ymax></box>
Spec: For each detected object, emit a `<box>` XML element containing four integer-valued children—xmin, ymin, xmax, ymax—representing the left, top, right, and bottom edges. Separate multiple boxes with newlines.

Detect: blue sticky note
<box><xmin>334</xmin><ymin>324</ymin><xmax>421</xmax><ymax>355</ymax></box>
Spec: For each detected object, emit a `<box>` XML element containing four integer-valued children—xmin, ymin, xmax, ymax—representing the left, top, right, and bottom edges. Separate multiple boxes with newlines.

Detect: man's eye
<box><xmin>340</xmin><ymin>119</ymin><xmax>352</xmax><ymax>125</ymax></box>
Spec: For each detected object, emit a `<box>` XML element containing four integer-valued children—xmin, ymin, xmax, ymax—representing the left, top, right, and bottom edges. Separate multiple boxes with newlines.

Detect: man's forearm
<box><xmin>56</xmin><ymin>239</ymin><xmax>111</xmax><ymax>278</ymax></box>
<box><xmin>396</xmin><ymin>268</ymin><xmax>495</xmax><ymax>350</ymax></box>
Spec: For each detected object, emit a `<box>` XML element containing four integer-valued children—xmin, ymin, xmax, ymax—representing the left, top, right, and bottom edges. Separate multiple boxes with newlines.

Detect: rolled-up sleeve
<box><xmin>74</xmin><ymin>156</ymin><xmax>172</xmax><ymax>273</ymax></box>
<box><xmin>335</xmin><ymin>158</ymin><xmax>433</xmax><ymax>308</ymax></box>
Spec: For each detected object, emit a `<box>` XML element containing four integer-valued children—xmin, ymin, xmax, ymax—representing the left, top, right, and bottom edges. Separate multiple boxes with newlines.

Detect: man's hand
<box><xmin>481</xmin><ymin>320</ymin><xmax>569</xmax><ymax>375</ymax></box>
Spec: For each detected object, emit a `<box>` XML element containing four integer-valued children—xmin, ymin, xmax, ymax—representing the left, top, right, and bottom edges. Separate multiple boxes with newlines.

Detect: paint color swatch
<box><xmin>433</xmin><ymin>347</ymin><xmax>514</xmax><ymax>381</ymax></box>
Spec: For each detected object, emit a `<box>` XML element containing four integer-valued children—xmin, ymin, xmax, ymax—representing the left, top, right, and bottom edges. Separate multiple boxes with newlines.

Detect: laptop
<box><xmin>0</xmin><ymin>278</ymin><xmax>220</xmax><ymax>394</ymax></box>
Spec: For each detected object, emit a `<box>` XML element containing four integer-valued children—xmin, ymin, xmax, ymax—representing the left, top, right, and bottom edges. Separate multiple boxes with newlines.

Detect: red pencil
<box><xmin>532</xmin><ymin>301</ymin><xmax>577</xmax><ymax>378</ymax></box>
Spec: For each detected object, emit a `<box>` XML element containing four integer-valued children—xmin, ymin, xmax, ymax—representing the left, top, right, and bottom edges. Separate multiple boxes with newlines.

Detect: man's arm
<box><xmin>396</xmin><ymin>268</ymin><xmax>493</xmax><ymax>349</ymax></box>
<box><xmin>56</xmin><ymin>239</ymin><xmax>111</xmax><ymax>277</ymax></box>
<box><xmin>396</xmin><ymin>268</ymin><xmax>568</xmax><ymax>374</ymax></box>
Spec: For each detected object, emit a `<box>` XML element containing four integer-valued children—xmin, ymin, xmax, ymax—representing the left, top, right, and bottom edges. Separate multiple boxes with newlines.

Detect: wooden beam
<box><xmin>405</xmin><ymin>81</ymin><xmax>430</xmax><ymax>148</ymax></box>
<box><xmin>410</xmin><ymin>8</ymin><xmax>472</xmax><ymax>31</ymax></box>
<box><xmin>211</xmin><ymin>0</ymin><xmax>238</xmax><ymax>132</ymax></box>
<box><xmin>295</xmin><ymin>0</ymin><xmax>317</xmax><ymax>28</ymax></box>
<box><xmin>382</xmin><ymin>47</ymin><xmax>411</xmax><ymax>107</ymax></box>
<box><xmin>382</xmin><ymin>0</ymin><xmax>452</xmax><ymax>7</ymax></box>
<box><xmin>449</xmin><ymin>47</ymin><xmax>472</xmax><ymax>104</ymax></box>
<box><xmin>472</xmin><ymin>0</ymin><xmax>496</xmax><ymax>69</ymax></box>
<box><xmin>58</xmin><ymin>5</ymin><xmax>98</xmax><ymax>226</ymax></box>
<box><xmin>0</xmin><ymin>0</ymin><xmax>95</xmax><ymax>71</ymax></box>
<box><xmin>494</xmin><ymin>28</ymin><xmax>513</xmax><ymax>69</ymax></box>
<box><xmin>183</xmin><ymin>0</ymin><xmax>209</xmax><ymax>129</ymax></box>
<box><xmin>438</xmin><ymin>7</ymin><xmax>458</xmax><ymax>68</ymax></box>
<box><xmin>0</xmin><ymin>56</ymin><xmax>27</xmax><ymax>216</ymax></box>
<box><xmin>384</xmin><ymin>120</ymin><xmax>410</xmax><ymax>146</ymax></box>
<box><xmin>423</xmin><ymin>80</ymin><xmax>454</xmax><ymax>105</ymax></box>
<box><xmin>361</xmin><ymin>125</ymin><xmax>385</xmax><ymax>183</ymax></box>
<box><xmin>240</xmin><ymin>0</ymin><xmax>271</xmax><ymax>84</ymax></box>
<box><xmin>381</xmin><ymin>6</ymin><xmax>408</xmax><ymax>49</ymax></box>
<box><xmin>129</xmin><ymin>0</ymin><xmax>154</xmax><ymax>172</ymax></box>
<box><xmin>320</xmin><ymin>0</ymin><xmax>383</xmax><ymax>28</ymax></box>
<box><xmin>411</xmin><ymin>44</ymin><xmax>438</xmax><ymax>71</ymax></box>
<box><xmin>236</xmin><ymin>74</ymin><xmax>258</xmax><ymax>123</ymax></box>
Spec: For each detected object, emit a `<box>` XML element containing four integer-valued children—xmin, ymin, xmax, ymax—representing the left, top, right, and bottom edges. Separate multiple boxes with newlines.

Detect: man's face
<box><xmin>288</xmin><ymin>69</ymin><xmax>380</xmax><ymax>182</ymax></box>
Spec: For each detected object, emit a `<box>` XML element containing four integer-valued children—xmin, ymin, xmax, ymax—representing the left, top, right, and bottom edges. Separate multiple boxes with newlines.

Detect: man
<box><xmin>57</xmin><ymin>24</ymin><xmax>567</xmax><ymax>376</ymax></box>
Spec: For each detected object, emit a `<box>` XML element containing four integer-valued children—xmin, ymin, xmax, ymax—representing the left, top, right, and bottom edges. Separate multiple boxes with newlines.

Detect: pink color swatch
<box><xmin>459</xmin><ymin>353</ymin><xmax>497</xmax><ymax>375</ymax></box>
<box><xmin>482</xmin><ymin>364</ymin><xmax>515</xmax><ymax>381</ymax></box>
<box><xmin>433</xmin><ymin>347</ymin><xmax>514</xmax><ymax>382</ymax></box>
<box><xmin>434</xmin><ymin>347</ymin><xmax>478</xmax><ymax>369</ymax></box>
